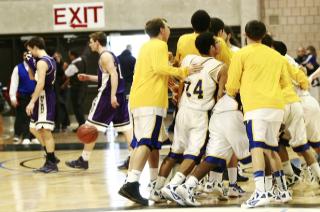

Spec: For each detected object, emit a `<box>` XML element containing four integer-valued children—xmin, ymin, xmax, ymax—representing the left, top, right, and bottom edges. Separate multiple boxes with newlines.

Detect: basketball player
<box><xmin>149</xmin><ymin>32</ymin><xmax>227</xmax><ymax>204</ymax></box>
<box><xmin>174</xmin><ymin>93</ymin><xmax>251</xmax><ymax>206</ymax></box>
<box><xmin>65</xmin><ymin>32</ymin><xmax>132</xmax><ymax>169</ymax></box>
<box><xmin>25</xmin><ymin>37</ymin><xmax>58</xmax><ymax>173</ymax></box>
<box><xmin>225</xmin><ymin>20</ymin><xmax>292</xmax><ymax>208</ymax></box>
<box><xmin>118</xmin><ymin>18</ymin><xmax>202</xmax><ymax>206</ymax></box>
<box><xmin>272</xmin><ymin>40</ymin><xmax>320</xmax><ymax>186</ymax></box>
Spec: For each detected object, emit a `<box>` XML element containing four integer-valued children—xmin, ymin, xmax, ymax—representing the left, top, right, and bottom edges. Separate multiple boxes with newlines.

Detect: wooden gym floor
<box><xmin>0</xmin><ymin>116</ymin><xmax>320</xmax><ymax>211</ymax></box>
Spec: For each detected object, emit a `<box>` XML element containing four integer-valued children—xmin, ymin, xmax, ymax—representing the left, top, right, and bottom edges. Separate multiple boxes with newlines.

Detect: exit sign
<box><xmin>53</xmin><ymin>2</ymin><xmax>105</xmax><ymax>30</ymax></box>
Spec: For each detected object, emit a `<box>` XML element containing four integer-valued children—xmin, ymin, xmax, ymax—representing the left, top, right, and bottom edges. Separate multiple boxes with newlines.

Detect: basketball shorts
<box><xmin>169</xmin><ymin>106</ymin><xmax>208</xmax><ymax>161</ymax></box>
<box><xmin>30</xmin><ymin>90</ymin><xmax>55</xmax><ymax>131</ymax></box>
<box><xmin>87</xmin><ymin>92</ymin><xmax>132</xmax><ymax>133</ymax></box>
<box><xmin>205</xmin><ymin>111</ymin><xmax>251</xmax><ymax>167</ymax></box>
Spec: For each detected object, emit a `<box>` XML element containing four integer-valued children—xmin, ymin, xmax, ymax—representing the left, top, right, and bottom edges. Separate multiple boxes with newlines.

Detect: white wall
<box><xmin>0</xmin><ymin>0</ymin><xmax>242</xmax><ymax>34</ymax></box>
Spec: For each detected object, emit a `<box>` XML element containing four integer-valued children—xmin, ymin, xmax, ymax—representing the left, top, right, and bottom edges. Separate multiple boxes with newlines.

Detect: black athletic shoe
<box><xmin>119</xmin><ymin>182</ymin><xmax>149</xmax><ymax>206</ymax></box>
<box><xmin>237</xmin><ymin>173</ymin><xmax>249</xmax><ymax>182</ymax></box>
<box><xmin>34</xmin><ymin>160</ymin><xmax>58</xmax><ymax>173</ymax></box>
<box><xmin>65</xmin><ymin>156</ymin><xmax>89</xmax><ymax>170</ymax></box>
<box><xmin>117</xmin><ymin>156</ymin><xmax>130</xmax><ymax>170</ymax></box>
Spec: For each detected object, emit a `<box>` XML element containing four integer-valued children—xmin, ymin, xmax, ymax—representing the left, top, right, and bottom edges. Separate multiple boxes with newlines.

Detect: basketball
<box><xmin>77</xmin><ymin>124</ymin><xmax>98</xmax><ymax>144</ymax></box>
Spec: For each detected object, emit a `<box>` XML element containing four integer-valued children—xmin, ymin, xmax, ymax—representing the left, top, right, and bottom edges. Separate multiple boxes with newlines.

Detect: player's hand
<box><xmin>187</xmin><ymin>64</ymin><xmax>203</xmax><ymax>75</ymax></box>
<box><xmin>78</xmin><ymin>74</ymin><xmax>89</xmax><ymax>81</ymax></box>
<box><xmin>11</xmin><ymin>99</ymin><xmax>18</xmax><ymax>108</ymax></box>
<box><xmin>26</xmin><ymin>101</ymin><xmax>34</xmax><ymax>116</ymax></box>
<box><xmin>111</xmin><ymin>95</ymin><xmax>119</xmax><ymax>108</ymax></box>
<box><xmin>25</xmin><ymin>52</ymin><xmax>37</xmax><ymax>72</ymax></box>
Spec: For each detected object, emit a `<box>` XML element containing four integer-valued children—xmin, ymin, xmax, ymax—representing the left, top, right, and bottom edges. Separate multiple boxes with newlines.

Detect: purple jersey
<box><xmin>38</xmin><ymin>56</ymin><xmax>57</xmax><ymax>91</ymax></box>
<box><xmin>97</xmin><ymin>50</ymin><xmax>125</xmax><ymax>94</ymax></box>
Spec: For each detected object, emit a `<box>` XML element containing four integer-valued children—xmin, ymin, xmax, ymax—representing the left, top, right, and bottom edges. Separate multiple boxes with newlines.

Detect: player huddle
<box><xmin>24</xmin><ymin>8</ymin><xmax>320</xmax><ymax>209</ymax></box>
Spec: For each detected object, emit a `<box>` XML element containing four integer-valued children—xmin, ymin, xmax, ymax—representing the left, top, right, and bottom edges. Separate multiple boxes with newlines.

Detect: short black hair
<box><xmin>245</xmin><ymin>20</ymin><xmax>267</xmax><ymax>41</ymax></box>
<box><xmin>89</xmin><ymin>32</ymin><xmax>107</xmax><ymax>46</ymax></box>
<box><xmin>191</xmin><ymin>10</ymin><xmax>211</xmax><ymax>33</ymax></box>
<box><xmin>195</xmin><ymin>32</ymin><xmax>216</xmax><ymax>55</ymax></box>
<box><xmin>25</xmin><ymin>37</ymin><xmax>46</xmax><ymax>49</ymax></box>
<box><xmin>69</xmin><ymin>49</ymin><xmax>79</xmax><ymax>58</ymax></box>
<box><xmin>145</xmin><ymin>18</ymin><xmax>167</xmax><ymax>37</ymax></box>
<box><xmin>209</xmin><ymin>17</ymin><xmax>225</xmax><ymax>36</ymax></box>
<box><xmin>261</xmin><ymin>34</ymin><xmax>273</xmax><ymax>47</ymax></box>
<box><xmin>272</xmin><ymin>40</ymin><xmax>287</xmax><ymax>56</ymax></box>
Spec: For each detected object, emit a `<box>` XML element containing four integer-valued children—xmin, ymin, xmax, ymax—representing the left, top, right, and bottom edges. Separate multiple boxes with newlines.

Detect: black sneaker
<box><xmin>117</xmin><ymin>156</ymin><xmax>130</xmax><ymax>170</ymax></box>
<box><xmin>237</xmin><ymin>173</ymin><xmax>249</xmax><ymax>182</ymax></box>
<box><xmin>34</xmin><ymin>160</ymin><xmax>58</xmax><ymax>173</ymax></box>
<box><xmin>119</xmin><ymin>182</ymin><xmax>148</xmax><ymax>206</ymax></box>
<box><xmin>65</xmin><ymin>156</ymin><xmax>89</xmax><ymax>170</ymax></box>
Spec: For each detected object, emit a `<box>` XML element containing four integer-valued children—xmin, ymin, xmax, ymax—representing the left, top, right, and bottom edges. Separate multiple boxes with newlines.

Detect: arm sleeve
<box><xmin>225</xmin><ymin>53</ymin><xmax>242</xmax><ymax>97</ymax></box>
<box><xmin>280</xmin><ymin>62</ymin><xmax>293</xmax><ymax>90</ymax></box>
<box><xmin>215</xmin><ymin>37</ymin><xmax>232</xmax><ymax>66</ymax></box>
<box><xmin>152</xmin><ymin>42</ymin><xmax>189</xmax><ymax>79</ymax></box>
<box><xmin>9</xmin><ymin>66</ymin><xmax>19</xmax><ymax>102</ymax></box>
<box><xmin>65</xmin><ymin>64</ymin><xmax>79</xmax><ymax>77</ymax></box>
<box><xmin>286</xmin><ymin>61</ymin><xmax>309</xmax><ymax>90</ymax></box>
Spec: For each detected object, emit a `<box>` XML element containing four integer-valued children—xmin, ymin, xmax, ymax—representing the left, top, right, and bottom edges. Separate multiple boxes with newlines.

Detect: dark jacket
<box><xmin>117</xmin><ymin>50</ymin><xmax>136</xmax><ymax>95</ymax></box>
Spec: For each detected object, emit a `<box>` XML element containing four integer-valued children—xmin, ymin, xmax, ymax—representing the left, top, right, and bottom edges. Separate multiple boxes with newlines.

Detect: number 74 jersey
<box><xmin>179</xmin><ymin>54</ymin><xmax>223</xmax><ymax>111</ymax></box>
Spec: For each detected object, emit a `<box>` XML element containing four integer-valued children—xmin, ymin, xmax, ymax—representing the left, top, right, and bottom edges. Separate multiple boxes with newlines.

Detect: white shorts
<box><xmin>300</xmin><ymin>95</ymin><xmax>320</xmax><ymax>147</ymax></box>
<box><xmin>170</xmin><ymin>107</ymin><xmax>209</xmax><ymax>160</ymax></box>
<box><xmin>205</xmin><ymin>111</ymin><xmax>251</xmax><ymax>166</ymax></box>
<box><xmin>131</xmin><ymin>114</ymin><xmax>169</xmax><ymax>150</ymax></box>
<box><xmin>283</xmin><ymin>102</ymin><xmax>308</xmax><ymax>150</ymax></box>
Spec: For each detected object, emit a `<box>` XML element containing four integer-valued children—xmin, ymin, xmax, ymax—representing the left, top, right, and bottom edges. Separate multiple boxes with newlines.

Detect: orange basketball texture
<box><xmin>77</xmin><ymin>124</ymin><xmax>98</xmax><ymax>144</ymax></box>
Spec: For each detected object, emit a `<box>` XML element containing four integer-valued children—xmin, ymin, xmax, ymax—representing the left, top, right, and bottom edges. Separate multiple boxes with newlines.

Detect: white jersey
<box><xmin>179</xmin><ymin>54</ymin><xmax>223</xmax><ymax>111</ymax></box>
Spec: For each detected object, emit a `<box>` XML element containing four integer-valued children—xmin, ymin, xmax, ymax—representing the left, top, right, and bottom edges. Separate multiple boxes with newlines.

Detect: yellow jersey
<box><xmin>175</xmin><ymin>33</ymin><xmax>200</xmax><ymax>65</ymax></box>
<box><xmin>226</xmin><ymin>43</ymin><xmax>291</xmax><ymax>112</ymax></box>
<box><xmin>215</xmin><ymin>36</ymin><xmax>233</xmax><ymax>66</ymax></box>
<box><xmin>129</xmin><ymin>39</ymin><xmax>189</xmax><ymax>110</ymax></box>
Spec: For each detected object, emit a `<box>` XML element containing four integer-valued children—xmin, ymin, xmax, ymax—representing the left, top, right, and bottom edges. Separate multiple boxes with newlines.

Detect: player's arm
<box><xmin>215</xmin><ymin>64</ymin><xmax>228</xmax><ymax>100</ymax></box>
<box><xmin>215</xmin><ymin>37</ymin><xmax>232</xmax><ymax>67</ymax></box>
<box><xmin>101</xmin><ymin>53</ymin><xmax>119</xmax><ymax>108</ymax></box>
<box><xmin>26</xmin><ymin>60</ymin><xmax>47</xmax><ymax>116</ymax></box>
<box><xmin>309</xmin><ymin>66</ymin><xmax>320</xmax><ymax>82</ymax></box>
<box><xmin>152</xmin><ymin>42</ymin><xmax>202</xmax><ymax>79</ymax></box>
<box><xmin>77</xmin><ymin>74</ymin><xmax>98</xmax><ymax>82</ymax></box>
<box><xmin>286</xmin><ymin>61</ymin><xmax>309</xmax><ymax>90</ymax></box>
<box><xmin>280</xmin><ymin>61</ymin><xmax>292</xmax><ymax>91</ymax></box>
<box><xmin>225</xmin><ymin>53</ymin><xmax>242</xmax><ymax>97</ymax></box>
<box><xmin>9</xmin><ymin>66</ymin><xmax>19</xmax><ymax>107</ymax></box>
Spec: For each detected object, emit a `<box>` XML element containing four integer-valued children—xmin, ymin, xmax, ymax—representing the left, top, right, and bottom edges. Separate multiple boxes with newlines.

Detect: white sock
<box><xmin>127</xmin><ymin>169</ymin><xmax>141</xmax><ymax>183</ymax></box>
<box><xmin>209</xmin><ymin>171</ymin><xmax>223</xmax><ymax>182</ymax></box>
<box><xmin>81</xmin><ymin>150</ymin><xmax>92</xmax><ymax>161</ymax></box>
<box><xmin>170</xmin><ymin>172</ymin><xmax>186</xmax><ymax>185</ymax></box>
<box><xmin>155</xmin><ymin>176</ymin><xmax>166</xmax><ymax>190</ymax></box>
<box><xmin>282</xmin><ymin>161</ymin><xmax>294</xmax><ymax>176</ymax></box>
<box><xmin>310</xmin><ymin>162</ymin><xmax>320</xmax><ymax>179</ymax></box>
<box><xmin>265</xmin><ymin>175</ymin><xmax>273</xmax><ymax>191</ymax></box>
<box><xmin>228</xmin><ymin>167</ymin><xmax>237</xmax><ymax>185</ymax></box>
<box><xmin>254</xmin><ymin>176</ymin><xmax>265</xmax><ymax>192</ymax></box>
<box><xmin>185</xmin><ymin>176</ymin><xmax>198</xmax><ymax>188</ymax></box>
<box><xmin>149</xmin><ymin>168</ymin><xmax>158</xmax><ymax>181</ymax></box>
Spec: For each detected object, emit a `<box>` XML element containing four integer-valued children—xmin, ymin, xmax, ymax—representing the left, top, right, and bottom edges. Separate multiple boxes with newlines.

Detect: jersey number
<box><xmin>185</xmin><ymin>80</ymin><xmax>203</xmax><ymax>99</ymax></box>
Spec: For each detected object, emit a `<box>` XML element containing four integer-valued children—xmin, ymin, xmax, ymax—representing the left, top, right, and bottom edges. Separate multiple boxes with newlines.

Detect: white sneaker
<box><xmin>176</xmin><ymin>184</ymin><xmax>200</xmax><ymax>206</ymax></box>
<box><xmin>286</xmin><ymin>174</ymin><xmax>301</xmax><ymax>187</ymax></box>
<box><xmin>12</xmin><ymin>136</ymin><xmax>20</xmax><ymax>144</ymax></box>
<box><xmin>203</xmin><ymin>180</ymin><xmax>214</xmax><ymax>193</ymax></box>
<box><xmin>241</xmin><ymin>190</ymin><xmax>270</xmax><ymax>208</ymax></box>
<box><xmin>30</xmin><ymin>138</ymin><xmax>40</xmax><ymax>145</ymax></box>
<box><xmin>147</xmin><ymin>180</ymin><xmax>156</xmax><ymax>192</ymax></box>
<box><xmin>213</xmin><ymin>181</ymin><xmax>225</xmax><ymax>196</ymax></box>
<box><xmin>22</xmin><ymin>139</ymin><xmax>31</xmax><ymax>145</ymax></box>
<box><xmin>274</xmin><ymin>190</ymin><xmax>292</xmax><ymax>203</ymax></box>
<box><xmin>149</xmin><ymin>188</ymin><xmax>166</xmax><ymax>203</ymax></box>
<box><xmin>161</xmin><ymin>184</ymin><xmax>185</xmax><ymax>206</ymax></box>
<box><xmin>228</xmin><ymin>183</ymin><xmax>245</xmax><ymax>197</ymax></box>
